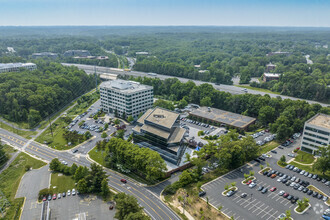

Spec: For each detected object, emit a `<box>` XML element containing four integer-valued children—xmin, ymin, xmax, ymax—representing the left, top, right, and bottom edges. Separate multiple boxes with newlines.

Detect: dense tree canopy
<box><xmin>122</xmin><ymin>75</ymin><xmax>330</xmax><ymax>141</ymax></box>
<box><xmin>0</xmin><ymin>60</ymin><xmax>95</xmax><ymax>127</ymax></box>
<box><xmin>96</xmin><ymin>138</ymin><xmax>167</xmax><ymax>181</ymax></box>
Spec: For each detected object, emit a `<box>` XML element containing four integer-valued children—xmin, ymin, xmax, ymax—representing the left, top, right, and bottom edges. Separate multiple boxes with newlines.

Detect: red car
<box><xmin>283</xmin><ymin>193</ymin><xmax>289</xmax><ymax>198</ymax></box>
<box><xmin>52</xmin><ymin>194</ymin><xmax>57</xmax><ymax>200</ymax></box>
<box><xmin>121</xmin><ymin>179</ymin><xmax>127</xmax><ymax>183</ymax></box>
<box><xmin>270</xmin><ymin>187</ymin><xmax>277</xmax><ymax>192</ymax></box>
<box><xmin>42</xmin><ymin>196</ymin><xmax>47</xmax><ymax>201</ymax></box>
<box><xmin>246</xmin><ymin>180</ymin><xmax>252</xmax><ymax>185</ymax></box>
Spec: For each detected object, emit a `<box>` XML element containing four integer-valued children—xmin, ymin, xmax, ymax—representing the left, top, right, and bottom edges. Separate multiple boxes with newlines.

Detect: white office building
<box><xmin>0</xmin><ymin>63</ymin><xmax>37</xmax><ymax>73</ymax></box>
<box><xmin>301</xmin><ymin>113</ymin><xmax>330</xmax><ymax>154</ymax></box>
<box><xmin>100</xmin><ymin>80</ymin><xmax>153</xmax><ymax>119</ymax></box>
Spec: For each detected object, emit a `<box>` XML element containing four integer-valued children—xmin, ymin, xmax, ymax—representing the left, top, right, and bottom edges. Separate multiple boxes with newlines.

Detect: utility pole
<box><xmin>48</xmin><ymin>115</ymin><xmax>53</xmax><ymax>137</ymax></box>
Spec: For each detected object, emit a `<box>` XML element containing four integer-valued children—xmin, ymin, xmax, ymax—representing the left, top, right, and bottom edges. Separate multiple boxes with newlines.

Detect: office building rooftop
<box><xmin>100</xmin><ymin>80</ymin><xmax>152</xmax><ymax>94</ymax></box>
<box><xmin>306</xmin><ymin>113</ymin><xmax>330</xmax><ymax>130</ymax></box>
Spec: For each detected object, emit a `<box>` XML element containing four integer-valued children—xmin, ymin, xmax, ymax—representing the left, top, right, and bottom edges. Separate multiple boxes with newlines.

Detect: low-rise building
<box><xmin>63</xmin><ymin>50</ymin><xmax>91</xmax><ymax>57</ymax></box>
<box><xmin>133</xmin><ymin>107</ymin><xmax>187</xmax><ymax>165</ymax></box>
<box><xmin>100</xmin><ymin>80</ymin><xmax>153</xmax><ymax>119</ymax></box>
<box><xmin>189</xmin><ymin>106</ymin><xmax>256</xmax><ymax>130</ymax></box>
<box><xmin>263</xmin><ymin>73</ymin><xmax>281</xmax><ymax>82</ymax></box>
<box><xmin>73</xmin><ymin>56</ymin><xmax>108</xmax><ymax>60</ymax></box>
<box><xmin>0</xmin><ymin>63</ymin><xmax>37</xmax><ymax>73</ymax></box>
<box><xmin>266</xmin><ymin>51</ymin><xmax>291</xmax><ymax>56</ymax></box>
<box><xmin>301</xmin><ymin>113</ymin><xmax>330</xmax><ymax>154</ymax></box>
<box><xmin>136</xmin><ymin>52</ymin><xmax>149</xmax><ymax>55</ymax></box>
<box><xmin>32</xmin><ymin>52</ymin><xmax>58</xmax><ymax>59</ymax></box>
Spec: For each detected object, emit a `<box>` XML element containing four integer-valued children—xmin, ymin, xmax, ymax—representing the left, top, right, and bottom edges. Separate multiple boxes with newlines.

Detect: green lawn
<box><xmin>50</xmin><ymin>173</ymin><xmax>76</xmax><ymax>193</ymax></box>
<box><xmin>0</xmin><ymin>121</ymin><xmax>37</xmax><ymax>140</ymax></box>
<box><xmin>35</xmin><ymin>117</ymin><xmax>83</xmax><ymax>150</ymax></box>
<box><xmin>289</xmin><ymin>161</ymin><xmax>330</xmax><ymax>180</ymax></box>
<box><xmin>67</xmin><ymin>92</ymin><xmax>99</xmax><ymax>117</ymax></box>
<box><xmin>0</xmin><ymin>151</ymin><xmax>46</xmax><ymax>220</ymax></box>
<box><xmin>294</xmin><ymin>151</ymin><xmax>315</xmax><ymax>164</ymax></box>
<box><xmin>235</xmin><ymin>85</ymin><xmax>280</xmax><ymax>95</ymax></box>
<box><xmin>260</xmin><ymin>141</ymin><xmax>279</xmax><ymax>155</ymax></box>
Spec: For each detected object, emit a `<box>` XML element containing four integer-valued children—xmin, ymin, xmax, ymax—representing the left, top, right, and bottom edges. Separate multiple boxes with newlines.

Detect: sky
<box><xmin>0</xmin><ymin>0</ymin><xmax>330</xmax><ymax>27</ymax></box>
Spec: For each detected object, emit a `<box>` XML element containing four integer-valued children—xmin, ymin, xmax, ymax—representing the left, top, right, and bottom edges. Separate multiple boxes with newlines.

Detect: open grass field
<box><xmin>294</xmin><ymin>150</ymin><xmax>315</xmax><ymax>164</ymax></box>
<box><xmin>0</xmin><ymin>150</ymin><xmax>46</xmax><ymax>220</ymax></box>
<box><xmin>50</xmin><ymin>173</ymin><xmax>76</xmax><ymax>193</ymax></box>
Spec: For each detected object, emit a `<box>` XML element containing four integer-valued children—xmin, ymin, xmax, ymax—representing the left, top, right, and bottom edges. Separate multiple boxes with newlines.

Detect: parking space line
<box><xmin>260</xmin><ymin>206</ymin><xmax>270</xmax><ymax>219</ymax></box>
<box><xmin>275</xmin><ymin>196</ymin><xmax>281</xmax><ymax>202</ymax></box>
<box><xmin>249</xmin><ymin>201</ymin><xmax>260</xmax><ymax>211</ymax></box>
<box><xmin>227</xmin><ymin>210</ymin><xmax>232</xmax><ymax>215</ymax></box>
<box><xmin>272</xmin><ymin>210</ymin><xmax>279</xmax><ymax>219</ymax></box>
<box><xmin>271</xmin><ymin>193</ymin><xmax>277</xmax><ymax>199</ymax></box>
<box><xmin>232</xmin><ymin>195</ymin><xmax>240</xmax><ymax>201</ymax></box>
<box><xmin>244</xmin><ymin>199</ymin><xmax>256</xmax><ymax>208</ymax></box>
<box><xmin>236</xmin><ymin>198</ymin><xmax>243</xmax><ymax>204</ymax></box>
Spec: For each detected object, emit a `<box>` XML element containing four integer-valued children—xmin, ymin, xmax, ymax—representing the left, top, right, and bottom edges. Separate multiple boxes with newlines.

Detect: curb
<box><xmin>294</xmin><ymin>203</ymin><xmax>311</xmax><ymax>214</ymax></box>
<box><xmin>241</xmin><ymin>177</ymin><xmax>256</xmax><ymax>185</ymax></box>
<box><xmin>18</xmin><ymin>197</ymin><xmax>26</xmax><ymax>220</ymax></box>
<box><xmin>258</xmin><ymin>167</ymin><xmax>271</xmax><ymax>175</ymax></box>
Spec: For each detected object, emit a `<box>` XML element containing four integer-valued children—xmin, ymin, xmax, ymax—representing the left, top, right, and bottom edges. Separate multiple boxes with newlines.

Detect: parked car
<box><xmin>257</xmin><ymin>186</ymin><xmax>264</xmax><ymax>191</ymax></box>
<box><xmin>261</xmin><ymin>188</ymin><xmax>268</xmax><ymax>194</ymax></box>
<box><xmin>47</xmin><ymin>194</ymin><xmax>52</xmax><ymax>201</ymax></box>
<box><xmin>270</xmin><ymin>187</ymin><xmax>277</xmax><ymax>192</ymax></box>
<box><xmin>240</xmin><ymin>193</ymin><xmax>247</xmax><ymax>198</ymax></box>
<box><xmin>42</xmin><ymin>196</ymin><xmax>47</xmax><ymax>201</ymax></box>
<box><xmin>283</xmin><ymin>193</ymin><xmax>289</xmax><ymax>198</ymax></box>
<box><xmin>67</xmin><ymin>190</ymin><xmax>71</xmax><ymax>196</ymax></box>
<box><xmin>121</xmin><ymin>179</ymin><xmax>127</xmax><ymax>183</ymax></box>
<box><xmin>72</xmin><ymin>189</ymin><xmax>76</xmax><ymax>195</ymax></box>
<box><xmin>278</xmin><ymin>190</ymin><xmax>285</xmax><ymax>196</ymax></box>
<box><xmin>307</xmin><ymin>190</ymin><xmax>313</xmax><ymax>195</ymax></box>
<box><xmin>52</xmin><ymin>194</ymin><xmax>57</xmax><ymax>200</ymax></box>
<box><xmin>62</xmin><ymin>192</ymin><xmax>66</xmax><ymax>197</ymax></box>
<box><xmin>249</xmin><ymin>182</ymin><xmax>257</xmax><ymax>188</ymax></box>
<box><xmin>226</xmin><ymin>190</ymin><xmax>236</xmax><ymax>197</ymax></box>
<box><xmin>198</xmin><ymin>191</ymin><xmax>206</xmax><ymax>197</ymax></box>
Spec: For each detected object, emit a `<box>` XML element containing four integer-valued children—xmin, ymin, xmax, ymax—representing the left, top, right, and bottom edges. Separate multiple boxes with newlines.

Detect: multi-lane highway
<box><xmin>0</xmin><ymin>128</ymin><xmax>180</xmax><ymax>220</ymax></box>
<box><xmin>62</xmin><ymin>63</ymin><xmax>329</xmax><ymax>107</ymax></box>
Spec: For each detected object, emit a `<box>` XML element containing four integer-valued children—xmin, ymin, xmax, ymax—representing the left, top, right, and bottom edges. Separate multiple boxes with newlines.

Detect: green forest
<box><xmin>0</xmin><ymin>60</ymin><xmax>95</xmax><ymax>127</ymax></box>
<box><xmin>1</xmin><ymin>26</ymin><xmax>329</xmax><ymax>102</ymax></box>
<box><xmin>122</xmin><ymin>75</ymin><xmax>330</xmax><ymax>141</ymax></box>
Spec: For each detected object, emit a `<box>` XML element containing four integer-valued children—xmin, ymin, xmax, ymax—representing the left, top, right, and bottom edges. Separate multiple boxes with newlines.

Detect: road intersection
<box><xmin>0</xmin><ymin>128</ymin><xmax>180</xmax><ymax>220</ymax></box>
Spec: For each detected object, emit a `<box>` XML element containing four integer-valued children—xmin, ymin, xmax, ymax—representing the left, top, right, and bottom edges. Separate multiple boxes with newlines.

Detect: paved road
<box><xmin>0</xmin><ymin>128</ymin><xmax>180</xmax><ymax>220</ymax></box>
<box><xmin>16</xmin><ymin>165</ymin><xmax>50</xmax><ymax>220</ymax></box>
<box><xmin>62</xmin><ymin>63</ymin><xmax>329</xmax><ymax>107</ymax></box>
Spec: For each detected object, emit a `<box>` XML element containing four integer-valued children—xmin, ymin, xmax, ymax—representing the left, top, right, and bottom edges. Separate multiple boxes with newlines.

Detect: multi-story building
<box><xmin>100</xmin><ymin>80</ymin><xmax>153</xmax><ymax>119</ymax></box>
<box><xmin>263</xmin><ymin>73</ymin><xmax>281</xmax><ymax>82</ymax></box>
<box><xmin>32</xmin><ymin>52</ymin><xmax>58</xmax><ymax>59</ymax></box>
<box><xmin>63</xmin><ymin>50</ymin><xmax>91</xmax><ymax>57</ymax></box>
<box><xmin>133</xmin><ymin>107</ymin><xmax>187</xmax><ymax>165</ymax></box>
<box><xmin>0</xmin><ymin>63</ymin><xmax>37</xmax><ymax>73</ymax></box>
<box><xmin>301</xmin><ymin>113</ymin><xmax>330</xmax><ymax>154</ymax></box>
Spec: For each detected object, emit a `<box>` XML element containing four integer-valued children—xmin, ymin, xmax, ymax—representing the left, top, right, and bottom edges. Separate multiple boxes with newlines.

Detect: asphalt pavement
<box><xmin>0</xmin><ymin>128</ymin><xmax>180</xmax><ymax>220</ymax></box>
<box><xmin>201</xmin><ymin>137</ymin><xmax>329</xmax><ymax>220</ymax></box>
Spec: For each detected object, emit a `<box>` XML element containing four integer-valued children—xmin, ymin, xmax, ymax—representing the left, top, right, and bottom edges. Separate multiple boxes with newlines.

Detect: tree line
<box><xmin>96</xmin><ymin>138</ymin><xmax>167</xmax><ymax>182</ymax></box>
<box><xmin>122</xmin><ymin>75</ymin><xmax>330</xmax><ymax>141</ymax></box>
<box><xmin>0</xmin><ymin>60</ymin><xmax>95</xmax><ymax>127</ymax></box>
<box><xmin>49</xmin><ymin>159</ymin><xmax>110</xmax><ymax>198</ymax></box>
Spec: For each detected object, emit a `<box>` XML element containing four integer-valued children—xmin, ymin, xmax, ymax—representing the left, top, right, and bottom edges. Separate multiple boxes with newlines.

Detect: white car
<box><xmin>72</xmin><ymin>189</ymin><xmax>76</xmax><ymax>195</ymax></box>
<box><xmin>57</xmin><ymin>193</ymin><xmax>61</xmax><ymax>199</ymax></box>
<box><xmin>249</xmin><ymin>182</ymin><xmax>257</xmax><ymax>188</ymax></box>
<box><xmin>67</xmin><ymin>190</ymin><xmax>71</xmax><ymax>196</ymax></box>
<box><xmin>277</xmin><ymin>178</ymin><xmax>283</xmax><ymax>182</ymax></box>
<box><xmin>278</xmin><ymin>190</ymin><xmax>285</xmax><ymax>196</ymax></box>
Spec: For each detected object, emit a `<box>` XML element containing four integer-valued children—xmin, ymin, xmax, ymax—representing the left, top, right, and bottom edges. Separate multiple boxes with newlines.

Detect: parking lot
<box><xmin>46</xmin><ymin>194</ymin><xmax>115</xmax><ymax>220</ymax></box>
<box><xmin>201</xmin><ymin>136</ymin><xmax>329</xmax><ymax>220</ymax></box>
<box><xmin>67</xmin><ymin>99</ymin><xmax>134</xmax><ymax>155</ymax></box>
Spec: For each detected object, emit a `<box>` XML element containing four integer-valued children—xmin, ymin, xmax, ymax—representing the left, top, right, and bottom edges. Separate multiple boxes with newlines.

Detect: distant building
<box><xmin>198</xmin><ymin>70</ymin><xmax>209</xmax><ymax>73</ymax></box>
<box><xmin>133</xmin><ymin>107</ymin><xmax>187</xmax><ymax>165</ymax></box>
<box><xmin>63</xmin><ymin>50</ymin><xmax>91</xmax><ymax>57</ymax></box>
<box><xmin>189</xmin><ymin>106</ymin><xmax>256</xmax><ymax>130</ymax></box>
<box><xmin>267</xmin><ymin>51</ymin><xmax>291</xmax><ymax>57</ymax></box>
<box><xmin>73</xmin><ymin>56</ymin><xmax>108</xmax><ymax>60</ymax></box>
<box><xmin>32</xmin><ymin>52</ymin><xmax>58</xmax><ymax>59</ymax></box>
<box><xmin>194</xmin><ymin>64</ymin><xmax>201</xmax><ymax>68</ymax></box>
<box><xmin>100</xmin><ymin>80</ymin><xmax>153</xmax><ymax>119</ymax></box>
<box><xmin>263</xmin><ymin>73</ymin><xmax>281</xmax><ymax>82</ymax></box>
<box><xmin>136</xmin><ymin>52</ymin><xmax>149</xmax><ymax>55</ymax></box>
<box><xmin>265</xmin><ymin>62</ymin><xmax>276</xmax><ymax>72</ymax></box>
<box><xmin>301</xmin><ymin>113</ymin><xmax>330</xmax><ymax>154</ymax></box>
<box><xmin>0</xmin><ymin>63</ymin><xmax>37</xmax><ymax>73</ymax></box>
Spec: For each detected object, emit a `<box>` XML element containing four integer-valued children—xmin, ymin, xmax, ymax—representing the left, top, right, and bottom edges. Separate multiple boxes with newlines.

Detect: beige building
<box><xmin>133</xmin><ymin>107</ymin><xmax>187</xmax><ymax>165</ymax></box>
<box><xmin>301</xmin><ymin>113</ymin><xmax>330</xmax><ymax>154</ymax></box>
